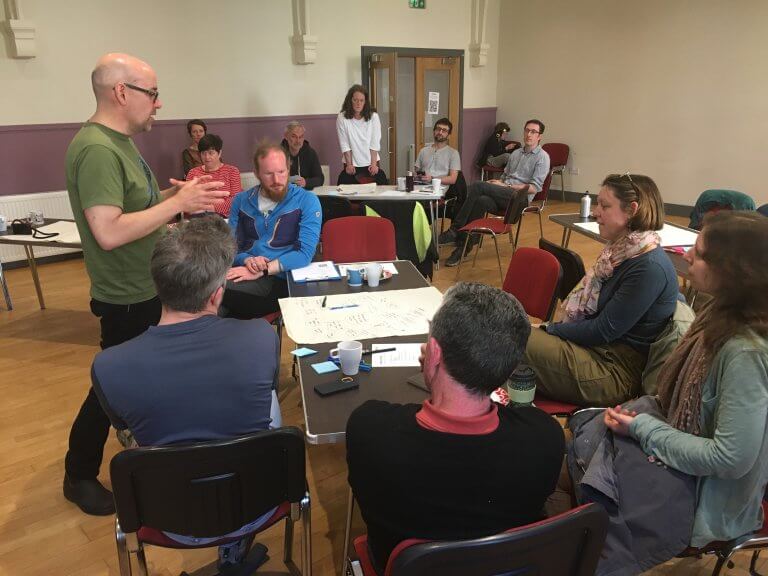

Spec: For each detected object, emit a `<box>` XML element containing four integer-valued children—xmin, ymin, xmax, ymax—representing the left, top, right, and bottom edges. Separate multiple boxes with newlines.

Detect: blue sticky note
<box><xmin>311</xmin><ymin>361</ymin><xmax>340</xmax><ymax>375</ymax></box>
<box><xmin>291</xmin><ymin>347</ymin><xmax>317</xmax><ymax>357</ymax></box>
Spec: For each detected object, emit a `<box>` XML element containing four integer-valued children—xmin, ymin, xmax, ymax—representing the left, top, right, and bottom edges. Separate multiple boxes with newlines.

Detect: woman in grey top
<box><xmin>607</xmin><ymin>211</ymin><xmax>768</xmax><ymax>547</ymax></box>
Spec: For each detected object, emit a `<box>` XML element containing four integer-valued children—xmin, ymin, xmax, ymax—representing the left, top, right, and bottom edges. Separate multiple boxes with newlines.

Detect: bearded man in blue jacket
<box><xmin>224</xmin><ymin>142</ymin><xmax>322</xmax><ymax>318</ymax></box>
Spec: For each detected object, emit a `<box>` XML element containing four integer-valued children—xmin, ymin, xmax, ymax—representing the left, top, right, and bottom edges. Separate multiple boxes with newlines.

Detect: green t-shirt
<box><xmin>66</xmin><ymin>122</ymin><xmax>162</xmax><ymax>304</ymax></box>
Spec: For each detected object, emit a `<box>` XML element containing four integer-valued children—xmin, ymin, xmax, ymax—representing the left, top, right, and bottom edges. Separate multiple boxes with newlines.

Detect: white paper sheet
<box><xmin>278</xmin><ymin>286</ymin><xmax>443</xmax><ymax>344</ymax></box>
<box><xmin>337</xmin><ymin>183</ymin><xmax>377</xmax><ymax>194</ymax></box>
<box><xmin>337</xmin><ymin>262</ymin><xmax>398</xmax><ymax>276</ymax></box>
<box><xmin>291</xmin><ymin>261</ymin><xmax>341</xmax><ymax>282</ymax></box>
<box><xmin>574</xmin><ymin>221</ymin><xmax>698</xmax><ymax>247</ymax></box>
<box><xmin>371</xmin><ymin>343</ymin><xmax>423</xmax><ymax>367</ymax></box>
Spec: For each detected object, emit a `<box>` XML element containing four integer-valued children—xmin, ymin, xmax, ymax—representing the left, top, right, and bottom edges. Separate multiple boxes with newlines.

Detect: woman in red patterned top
<box><xmin>186</xmin><ymin>134</ymin><xmax>241</xmax><ymax>217</ymax></box>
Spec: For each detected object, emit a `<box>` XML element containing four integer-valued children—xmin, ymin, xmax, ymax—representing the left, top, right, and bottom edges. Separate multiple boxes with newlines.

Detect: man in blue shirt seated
<box><xmin>92</xmin><ymin>216</ymin><xmax>281</xmax><ymax>571</ymax></box>
<box><xmin>440</xmin><ymin>119</ymin><xmax>550</xmax><ymax>266</ymax></box>
<box><xmin>223</xmin><ymin>142</ymin><xmax>322</xmax><ymax>318</ymax></box>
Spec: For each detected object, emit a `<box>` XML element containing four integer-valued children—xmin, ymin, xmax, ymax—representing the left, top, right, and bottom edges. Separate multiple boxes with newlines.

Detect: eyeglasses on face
<box><xmin>524</xmin><ymin>128</ymin><xmax>541</xmax><ymax>135</ymax></box>
<box><xmin>124</xmin><ymin>83</ymin><xmax>159</xmax><ymax>102</ymax></box>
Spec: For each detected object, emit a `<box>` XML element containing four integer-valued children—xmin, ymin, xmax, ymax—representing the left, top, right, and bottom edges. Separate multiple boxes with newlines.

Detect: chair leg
<box><xmin>513</xmin><ymin>217</ymin><xmax>524</xmax><ymax>250</ymax></box>
<box><xmin>455</xmin><ymin>233</ymin><xmax>473</xmax><ymax>280</ymax></box>
<box><xmin>135</xmin><ymin>544</ymin><xmax>149</xmax><ymax>576</ymax></box>
<box><xmin>301</xmin><ymin>493</ymin><xmax>313</xmax><ymax>576</ymax></box>
<box><xmin>472</xmin><ymin>233</ymin><xmax>483</xmax><ymax>268</ymax></box>
<box><xmin>341</xmin><ymin>488</ymin><xmax>355</xmax><ymax>576</ymax></box>
<box><xmin>0</xmin><ymin>261</ymin><xmax>12</xmax><ymax>311</ymax></box>
<box><xmin>560</xmin><ymin>170</ymin><xmax>566</xmax><ymax>203</ymax></box>
<box><xmin>538</xmin><ymin>210</ymin><xmax>544</xmax><ymax>238</ymax></box>
<box><xmin>750</xmin><ymin>549</ymin><xmax>763</xmax><ymax>576</ymax></box>
<box><xmin>710</xmin><ymin>553</ymin><xmax>730</xmax><ymax>576</ymax></box>
<box><xmin>492</xmin><ymin>235</ymin><xmax>502</xmax><ymax>285</ymax></box>
<box><xmin>115</xmin><ymin>520</ymin><xmax>133</xmax><ymax>576</ymax></box>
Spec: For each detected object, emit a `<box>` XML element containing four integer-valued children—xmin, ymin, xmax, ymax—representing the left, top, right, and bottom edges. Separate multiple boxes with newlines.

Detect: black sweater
<box><xmin>281</xmin><ymin>139</ymin><xmax>324</xmax><ymax>190</ymax></box>
<box><xmin>346</xmin><ymin>400</ymin><xmax>564</xmax><ymax>567</ymax></box>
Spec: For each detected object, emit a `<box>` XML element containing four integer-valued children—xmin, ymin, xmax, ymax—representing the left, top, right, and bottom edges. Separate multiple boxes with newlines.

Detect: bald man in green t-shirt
<box><xmin>63</xmin><ymin>53</ymin><xmax>228</xmax><ymax>516</ymax></box>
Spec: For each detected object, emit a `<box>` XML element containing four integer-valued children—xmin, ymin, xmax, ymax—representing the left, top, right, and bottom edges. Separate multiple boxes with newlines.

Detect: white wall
<box><xmin>1</xmin><ymin>0</ymin><xmax>500</xmax><ymax>125</ymax></box>
<box><xmin>497</xmin><ymin>0</ymin><xmax>768</xmax><ymax>206</ymax></box>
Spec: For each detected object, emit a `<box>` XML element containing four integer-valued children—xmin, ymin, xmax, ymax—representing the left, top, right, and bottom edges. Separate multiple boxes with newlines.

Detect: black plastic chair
<box><xmin>539</xmin><ymin>237</ymin><xmax>586</xmax><ymax>301</ymax></box>
<box><xmin>110</xmin><ymin>427</ymin><xmax>311</xmax><ymax>576</ymax></box>
<box><xmin>319</xmin><ymin>195</ymin><xmax>353</xmax><ymax>224</ymax></box>
<box><xmin>351</xmin><ymin>503</ymin><xmax>608</xmax><ymax>576</ymax></box>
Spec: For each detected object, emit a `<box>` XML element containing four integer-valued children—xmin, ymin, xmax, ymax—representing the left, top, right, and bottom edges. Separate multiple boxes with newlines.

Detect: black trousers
<box><xmin>222</xmin><ymin>275</ymin><xmax>288</xmax><ymax>319</ymax></box>
<box><xmin>64</xmin><ymin>297</ymin><xmax>161</xmax><ymax>480</ymax></box>
<box><xmin>337</xmin><ymin>165</ymin><xmax>389</xmax><ymax>186</ymax></box>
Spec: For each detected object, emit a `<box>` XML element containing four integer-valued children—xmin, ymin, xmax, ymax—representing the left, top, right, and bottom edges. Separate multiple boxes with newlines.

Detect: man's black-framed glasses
<box><xmin>124</xmin><ymin>83</ymin><xmax>159</xmax><ymax>102</ymax></box>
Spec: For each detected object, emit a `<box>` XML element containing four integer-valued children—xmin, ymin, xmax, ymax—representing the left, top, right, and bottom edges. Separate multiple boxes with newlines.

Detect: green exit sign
<box><xmin>409</xmin><ymin>0</ymin><xmax>425</xmax><ymax>8</ymax></box>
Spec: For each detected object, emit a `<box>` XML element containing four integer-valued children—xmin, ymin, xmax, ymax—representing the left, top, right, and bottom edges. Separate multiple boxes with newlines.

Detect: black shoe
<box><xmin>63</xmin><ymin>475</ymin><xmax>115</xmax><ymax>516</ymax></box>
<box><xmin>445</xmin><ymin>246</ymin><xmax>472</xmax><ymax>267</ymax></box>
<box><xmin>438</xmin><ymin>228</ymin><xmax>457</xmax><ymax>245</ymax></box>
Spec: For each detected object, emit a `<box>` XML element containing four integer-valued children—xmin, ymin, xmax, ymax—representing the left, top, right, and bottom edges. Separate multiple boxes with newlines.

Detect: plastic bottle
<box><xmin>405</xmin><ymin>171</ymin><xmax>414</xmax><ymax>192</ymax></box>
<box><xmin>580</xmin><ymin>190</ymin><xmax>591</xmax><ymax>218</ymax></box>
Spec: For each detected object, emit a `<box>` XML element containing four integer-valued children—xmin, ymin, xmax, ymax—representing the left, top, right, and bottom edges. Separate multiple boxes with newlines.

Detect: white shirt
<box><xmin>336</xmin><ymin>112</ymin><xmax>381</xmax><ymax>167</ymax></box>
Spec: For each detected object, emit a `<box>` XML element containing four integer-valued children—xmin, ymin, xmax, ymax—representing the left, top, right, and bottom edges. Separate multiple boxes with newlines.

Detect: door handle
<box><xmin>388</xmin><ymin>126</ymin><xmax>393</xmax><ymax>155</ymax></box>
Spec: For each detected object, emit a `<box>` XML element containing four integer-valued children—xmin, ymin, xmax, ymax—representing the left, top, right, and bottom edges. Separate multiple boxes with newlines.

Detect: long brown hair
<box><xmin>340</xmin><ymin>84</ymin><xmax>372</xmax><ymax>120</ymax></box>
<box><xmin>700</xmin><ymin>210</ymin><xmax>768</xmax><ymax>351</ymax></box>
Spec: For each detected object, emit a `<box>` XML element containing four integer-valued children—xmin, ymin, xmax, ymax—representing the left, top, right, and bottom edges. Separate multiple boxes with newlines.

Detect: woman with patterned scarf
<box><xmin>605</xmin><ymin>211</ymin><xmax>768</xmax><ymax>547</ymax></box>
<box><xmin>525</xmin><ymin>174</ymin><xmax>679</xmax><ymax>406</ymax></box>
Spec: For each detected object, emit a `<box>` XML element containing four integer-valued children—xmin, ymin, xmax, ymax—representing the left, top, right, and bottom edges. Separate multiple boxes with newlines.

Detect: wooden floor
<box><xmin>0</xmin><ymin>200</ymin><xmax>762</xmax><ymax>576</ymax></box>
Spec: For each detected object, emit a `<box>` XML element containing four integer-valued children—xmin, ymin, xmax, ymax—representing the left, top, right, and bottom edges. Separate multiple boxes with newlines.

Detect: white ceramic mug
<box><xmin>365</xmin><ymin>263</ymin><xmax>383</xmax><ymax>287</ymax></box>
<box><xmin>431</xmin><ymin>178</ymin><xmax>441</xmax><ymax>193</ymax></box>
<box><xmin>397</xmin><ymin>176</ymin><xmax>407</xmax><ymax>191</ymax></box>
<box><xmin>329</xmin><ymin>340</ymin><xmax>363</xmax><ymax>375</ymax></box>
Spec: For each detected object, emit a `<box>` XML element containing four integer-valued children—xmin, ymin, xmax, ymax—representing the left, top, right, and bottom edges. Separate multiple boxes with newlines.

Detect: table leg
<box><xmin>24</xmin><ymin>245</ymin><xmax>46</xmax><ymax>310</ymax></box>
<box><xmin>560</xmin><ymin>226</ymin><xmax>568</xmax><ymax>247</ymax></box>
<box><xmin>0</xmin><ymin>261</ymin><xmax>12</xmax><ymax>311</ymax></box>
<box><xmin>341</xmin><ymin>487</ymin><xmax>355</xmax><ymax>576</ymax></box>
<box><xmin>563</xmin><ymin>229</ymin><xmax>572</xmax><ymax>249</ymax></box>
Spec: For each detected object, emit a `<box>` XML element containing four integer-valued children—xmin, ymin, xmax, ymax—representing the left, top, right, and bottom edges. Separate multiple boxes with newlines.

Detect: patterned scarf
<box><xmin>657</xmin><ymin>303</ymin><xmax>712</xmax><ymax>434</ymax></box>
<box><xmin>562</xmin><ymin>230</ymin><xmax>661</xmax><ymax>323</ymax></box>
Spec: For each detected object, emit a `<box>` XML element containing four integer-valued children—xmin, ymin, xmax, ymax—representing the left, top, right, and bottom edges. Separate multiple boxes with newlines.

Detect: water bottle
<box><xmin>507</xmin><ymin>364</ymin><xmax>537</xmax><ymax>407</ymax></box>
<box><xmin>405</xmin><ymin>171</ymin><xmax>414</xmax><ymax>192</ymax></box>
<box><xmin>579</xmin><ymin>190</ymin><xmax>591</xmax><ymax>218</ymax></box>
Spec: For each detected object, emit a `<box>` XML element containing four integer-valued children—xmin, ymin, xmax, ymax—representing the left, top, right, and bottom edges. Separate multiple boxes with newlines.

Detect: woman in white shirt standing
<box><xmin>336</xmin><ymin>84</ymin><xmax>388</xmax><ymax>185</ymax></box>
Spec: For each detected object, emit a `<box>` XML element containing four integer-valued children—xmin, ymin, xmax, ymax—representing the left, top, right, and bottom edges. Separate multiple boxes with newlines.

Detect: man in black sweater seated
<box><xmin>346</xmin><ymin>282</ymin><xmax>565</xmax><ymax>571</ymax></box>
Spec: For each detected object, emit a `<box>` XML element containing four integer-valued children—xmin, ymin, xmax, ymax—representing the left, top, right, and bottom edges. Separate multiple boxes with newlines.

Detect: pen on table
<box><xmin>329</xmin><ymin>304</ymin><xmax>359</xmax><ymax>311</ymax></box>
<box><xmin>321</xmin><ymin>296</ymin><xmax>327</xmax><ymax>308</ymax></box>
<box><xmin>362</xmin><ymin>347</ymin><xmax>397</xmax><ymax>356</ymax></box>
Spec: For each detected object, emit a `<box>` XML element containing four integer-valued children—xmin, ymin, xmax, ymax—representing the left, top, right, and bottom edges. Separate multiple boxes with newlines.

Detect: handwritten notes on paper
<box><xmin>278</xmin><ymin>287</ymin><xmax>443</xmax><ymax>344</ymax></box>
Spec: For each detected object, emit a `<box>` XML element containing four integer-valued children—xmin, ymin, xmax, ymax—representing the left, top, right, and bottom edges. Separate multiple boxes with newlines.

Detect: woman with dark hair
<box><xmin>525</xmin><ymin>173</ymin><xmax>678</xmax><ymax>406</ymax></box>
<box><xmin>476</xmin><ymin>121</ymin><xmax>519</xmax><ymax>168</ymax></box>
<box><xmin>336</xmin><ymin>84</ymin><xmax>388</xmax><ymax>185</ymax></box>
<box><xmin>606</xmin><ymin>210</ymin><xmax>768</xmax><ymax>548</ymax></box>
<box><xmin>182</xmin><ymin>119</ymin><xmax>207</xmax><ymax>176</ymax></box>
<box><xmin>185</xmin><ymin>134</ymin><xmax>241</xmax><ymax>217</ymax></box>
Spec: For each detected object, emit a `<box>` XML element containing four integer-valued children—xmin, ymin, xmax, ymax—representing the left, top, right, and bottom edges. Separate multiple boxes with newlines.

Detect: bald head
<box><xmin>91</xmin><ymin>53</ymin><xmax>154</xmax><ymax>100</ymax></box>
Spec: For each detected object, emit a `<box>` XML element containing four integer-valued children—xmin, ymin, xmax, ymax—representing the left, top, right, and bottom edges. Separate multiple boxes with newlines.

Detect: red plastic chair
<box><xmin>502</xmin><ymin>247</ymin><xmax>561</xmax><ymax>322</ymax></box>
<box><xmin>321</xmin><ymin>216</ymin><xmax>397</xmax><ymax>263</ymax></box>
<box><xmin>454</xmin><ymin>191</ymin><xmax>529</xmax><ymax>283</ymax></box>
<box><xmin>542</xmin><ymin>143</ymin><xmax>570</xmax><ymax>202</ymax></box>
<box><xmin>515</xmin><ymin>171</ymin><xmax>553</xmax><ymax>244</ymax></box>
<box><xmin>479</xmin><ymin>164</ymin><xmax>504</xmax><ymax>181</ymax></box>
<box><xmin>350</xmin><ymin>503</ymin><xmax>608</xmax><ymax>576</ymax></box>
<box><xmin>110</xmin><ymin>428</ymin><xmax>311</xmax><ymax>576</ymax></box>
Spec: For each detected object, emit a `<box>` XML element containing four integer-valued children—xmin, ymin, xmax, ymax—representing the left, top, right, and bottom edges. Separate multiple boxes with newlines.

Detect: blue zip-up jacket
<box><xmin>228</xmin><ymin>183</ymin><xmax>321</xmax><ymax>275</ymax></box>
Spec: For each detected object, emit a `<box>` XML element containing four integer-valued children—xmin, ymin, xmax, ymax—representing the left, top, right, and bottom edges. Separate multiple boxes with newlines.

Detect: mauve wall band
<box><xmin>0</xmin><ymin>108</ymin><xmax>496</xmax><ymax>197</ymax></box>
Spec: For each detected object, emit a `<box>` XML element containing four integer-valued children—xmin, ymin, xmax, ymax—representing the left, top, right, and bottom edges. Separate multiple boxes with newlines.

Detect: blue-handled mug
<box><xmin>347</xmin><ymin>267</ymin><xmax>364</xmax><ymax>287</ymax></box>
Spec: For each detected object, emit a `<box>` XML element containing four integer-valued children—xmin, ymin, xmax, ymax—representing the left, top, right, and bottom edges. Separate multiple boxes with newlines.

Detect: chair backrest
<box><xmin>530</xmin><ymin>171</ymin><xmax>553</xmax><ymax>204</ymax></box>
<box><xmin>110</xmin><ymin>427</ymin><xmax>306</xmax><ymax>537</ymax></box>
<box><xmin>321</xmin><ymin>216</ymin><xmax>397</xmax><ymax>262</ymax></box>
<box><xmin>319</xmin><ymin>196</ymin><xmax>353</xmax><ymax>224</ymax></box>
<box><xmin>538</xmin><ymin>238</ymin><xmax>586</xmax><ymax>300</ymax></box>
<box><xmin>387</xmin><ymin>503</ymin><xmax>608</xmax><ymax>576</ymax></box>
<box><xmin>542</xmin><ymin>142</ymin><xmax>570</xmax><ymax>169</ymax></box>
<box><xmin>503</xmin><ymin>247</ymin><xmax>561</xmax><ymax>321</ymax></box>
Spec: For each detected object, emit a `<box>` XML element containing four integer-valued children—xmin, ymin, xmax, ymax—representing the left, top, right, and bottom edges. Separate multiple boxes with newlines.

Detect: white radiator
<box><xmin>0</xmin><ymin>191</ymin><xmax>81</xmax><ymax>264</ymax></box>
